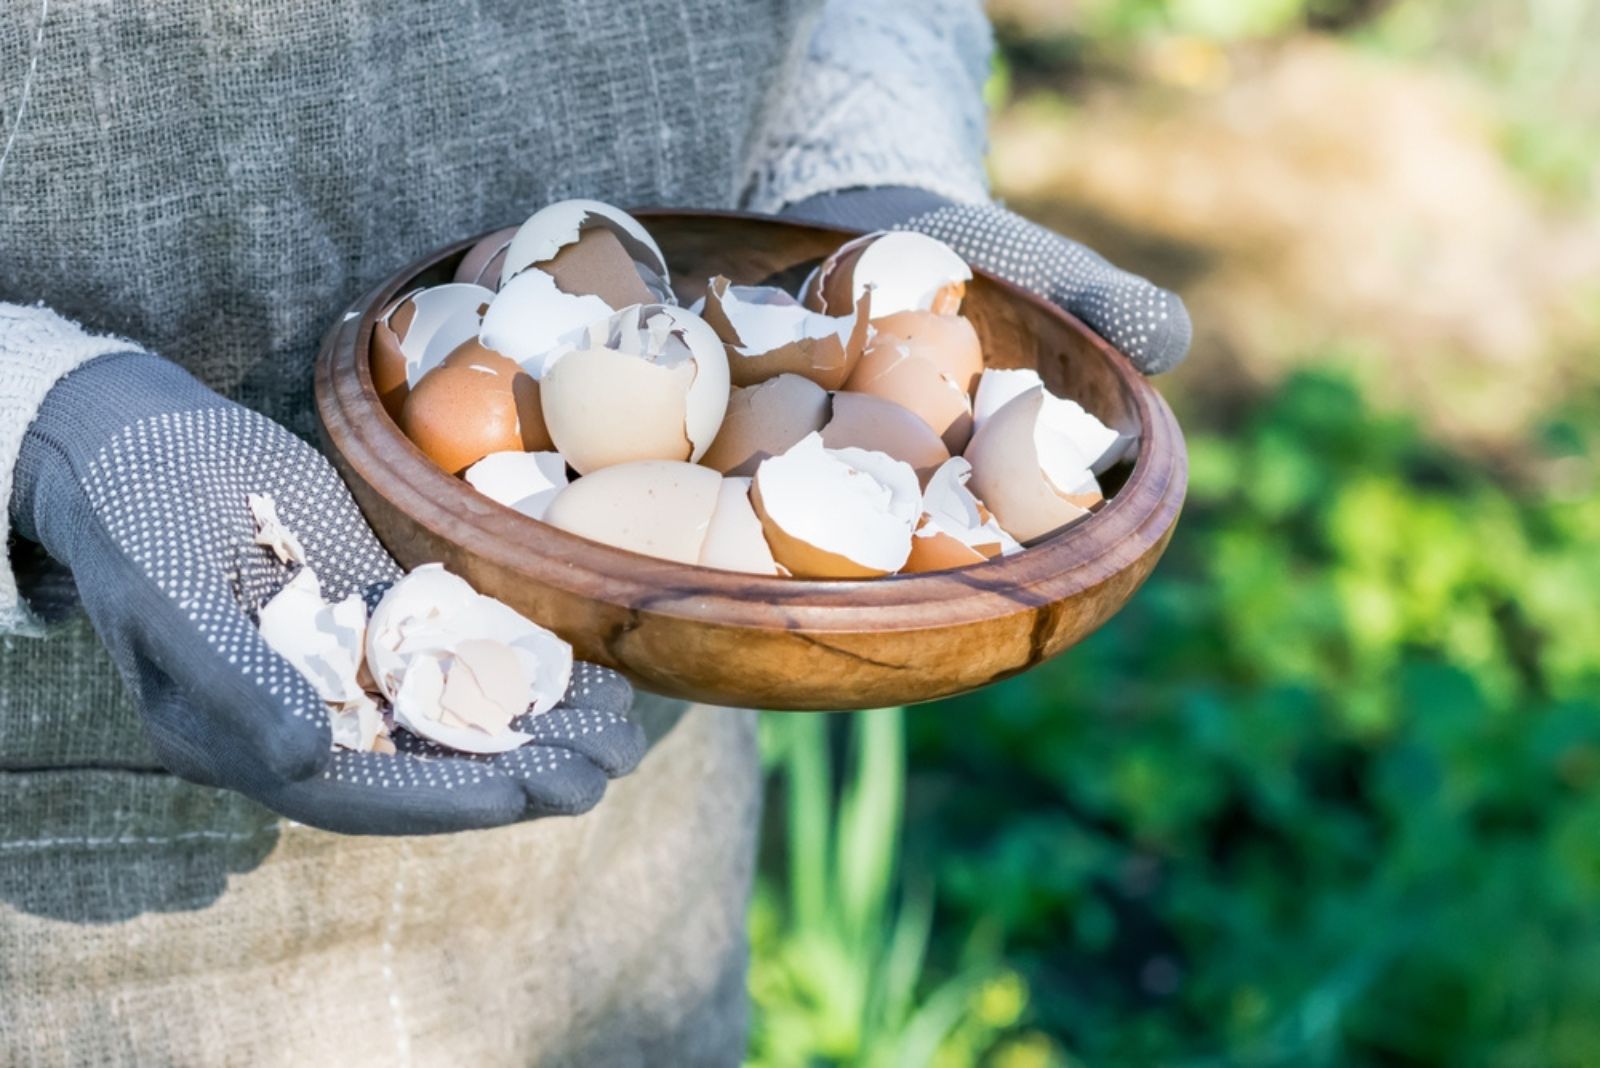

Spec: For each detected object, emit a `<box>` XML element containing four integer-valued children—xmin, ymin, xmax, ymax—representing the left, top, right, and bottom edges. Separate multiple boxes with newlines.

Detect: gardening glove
<box><xmin>10</xmin><ymin>348</ymin><xmax>646</xmax><ymax>836</ymax></box>
<box><xmin>784</xmin><ymin>186</ymin><xmax>1192</xmax><ymax>375</ymax></box>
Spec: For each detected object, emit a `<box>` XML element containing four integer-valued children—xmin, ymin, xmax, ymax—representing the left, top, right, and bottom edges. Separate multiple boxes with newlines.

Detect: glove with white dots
<box><xmin>10</xmin><ymin>348</ymin><xmax>646</xmax><ymax>836</ymax></box>
<box><xmin>783</xmin><ymin>186</ymin><xmax>1192</xmax><ymax>375</ymax></box>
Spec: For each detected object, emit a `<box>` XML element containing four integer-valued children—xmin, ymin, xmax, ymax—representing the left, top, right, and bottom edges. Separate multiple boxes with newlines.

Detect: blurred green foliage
<box><xmin>751</xmin><ymin>367</ymin><xmax>1600</xmax><ymax>1065</ymax></box>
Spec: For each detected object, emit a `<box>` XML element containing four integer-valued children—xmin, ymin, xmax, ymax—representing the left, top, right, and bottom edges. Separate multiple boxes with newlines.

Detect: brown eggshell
<box><xmin>538</xmin><ymin>345</ymin><xmax>695</xmax><ymax>474</ymax></box>
<box><xmin>399</xmin><ymin>364</ymin><xmax>527</xmax><ymax>475</ymax></box>
<box><xmin>701</xmin><ymin>276</ymin><xmax>871</xmax><ymax>390</ymax></box>
<box><xmin>869</xmin><ymin>310</ymin><xmax>983</xmax><ymax>396</ymax></box>
<box><xmin>371</xmin><ymin>296</ymin><xmax>417</xmax><ymax>420</ymax></box>
<box><xmin>902</xmin><ymin>524</ymin><xmax>988</xmax><ymax>573</ymax></box>
<box><xmin>964</xmin><ymin>388</ymin><xmax>1093</xmax><ymax>544</ymax></box>
<box><xmin>542</xmin><ymin>461</ymin><xmax>722</xmax><ymax>565</ymax></box>
<box><xmin>819</xmin><ymin>392</ymin><xmax>950</xmax><ymax>486</ymax></box>
<box><xmin>453</xmin><ymin>227</ymin><xmax>518</xmax><ymax>289</ymax></box>
<box><xmin>699</xmin><ymin>374</ymin><xmax>830</xmax><ymax>477</ymax></box>
<box><xmin>542</xmin><ymin>227</ymin><xmax>657</xmax><ymax>308</ymax></box>
<box><xmin>845</xmin><ymin>340</ymin><xmax>974</xmax><ymax>454</ymax></box>
<box><xmin>440</xmin><ymin>339</ymin><xmax>551</xmax><ymax>451</ymax></box>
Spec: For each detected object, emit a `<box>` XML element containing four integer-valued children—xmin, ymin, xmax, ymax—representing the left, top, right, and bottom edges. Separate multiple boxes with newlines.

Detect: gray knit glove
<box><xmin>10</xmin><ymin>351</ymin><xmax>645</xmax><ymax>836</ymax></box>
<box><xmin>784</xmin><ymin>187</ymin><xmax>1192</xmax><ymax>375</ymax></box>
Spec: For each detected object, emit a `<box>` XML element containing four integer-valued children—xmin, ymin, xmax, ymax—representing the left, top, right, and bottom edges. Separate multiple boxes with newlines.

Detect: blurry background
<box><xmin>747</xmin><ymin>1</ymin><xmax>1600</xmax><ymax>1064</ymax></box>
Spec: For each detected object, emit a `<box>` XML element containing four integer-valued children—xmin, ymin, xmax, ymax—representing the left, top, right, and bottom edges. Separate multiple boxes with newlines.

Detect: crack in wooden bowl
<box><xmin>315</xmin><ymin>210</ymin><xmax>1186</xmax><ymax>710</ymax></box>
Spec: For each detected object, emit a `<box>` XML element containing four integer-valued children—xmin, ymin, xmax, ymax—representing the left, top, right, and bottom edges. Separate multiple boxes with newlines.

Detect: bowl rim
<box><xmin>315</xmin><ymin>208</ymin><xmax>1187</xmax><ymax>637</ymax></box>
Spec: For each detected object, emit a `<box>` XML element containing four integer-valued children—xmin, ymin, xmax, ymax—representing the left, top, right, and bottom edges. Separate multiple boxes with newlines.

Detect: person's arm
<box><xmin>743</xmin><ymin>0</ymin><xmax>1191</xmax><ymax>374</ymax></box>
<box><xmin>2</xmin><ymin>304</ymin><xmax>644</xmax><ymax>835</ymax></box>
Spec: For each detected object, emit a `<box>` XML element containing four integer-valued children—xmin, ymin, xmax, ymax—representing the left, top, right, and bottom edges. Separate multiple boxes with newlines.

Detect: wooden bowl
<box><xmin>315</xmin><ymin>210</ymin><xmax>1186</xmax><ymax>710</ymax></box>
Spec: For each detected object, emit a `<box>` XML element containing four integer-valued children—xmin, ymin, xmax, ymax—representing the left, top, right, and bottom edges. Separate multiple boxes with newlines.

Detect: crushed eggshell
<box><xmin>539</xmin><ymin>304</ymin><xmax>730</xmax><ymax>474</ymax></box>
<box><xmin>698</xmin><ymin>276</ymin><xmax>871</xmax><ymax>390</ymax></box>
<box><xmin>479</xmin><ymin>267</ymin><xmax>615</xmax><ymax>378</ymax></box>
<box><xmin>464</xmin><ymin>451</ymin><xmax>569</xmax><ymax>520</ymax></box>
<box><xmin>964</xmin><ymin>385</ymin><xmax>1105</xmax><ymax>544</ymax></box>
<box><xmin>845</xmin><ymin>337</ymin><xmax>975</xmax><ymax>454</ymax></box>
<box><xmin>972</xmin><ymin>367</ymin><xmax>1128</xmax><ymax>476</ymax></box>
<box><xmin>750</xmin><ymin>433</ymin><xmax>920</xmax><ymax>578</ymax></box>
<box><xmin>248</xmin><ymin>493</ymin><xmax>306</xmax><ymax>566</ymax></box>
<box><xmin>869</xmin><ymin>309</ymin><xmax>985</xmax><ymax>396</ymax></box>
<box><xmin>366</xmin><ymin>564</ymin><xmax>573</xmax><ymax>754</ymax></box>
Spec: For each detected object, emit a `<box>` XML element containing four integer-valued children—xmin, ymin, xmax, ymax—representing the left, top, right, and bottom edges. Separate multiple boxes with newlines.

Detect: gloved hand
<box><xmin>10</xmin><ymin>350</ymin><xmax>646</xmax><ymax>835</ymax></box>
<box><xmin>783</xmin><ymin>186</ymin><xmax>1192</xmax><ymax>375</ymax></box>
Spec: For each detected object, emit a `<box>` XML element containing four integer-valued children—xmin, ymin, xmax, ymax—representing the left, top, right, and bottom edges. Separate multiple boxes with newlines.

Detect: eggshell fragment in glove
<box><xmin>542</xmin><ymin>460</ymin><xmax>723</xmax><ymax>564</ymax></box>
<box><xmin>499</xmin><ymin>199</ymin><xmax>672</xmax><ymax>303</ymax></box>
<box><xmin>869</xmin><ymin>309</ymin><xmax>984</xmax><ymax>396</ymax></box>
<box><xmin>367</xmin><ymin>564</ymin><xmax>573</xmax><ymax>753</ymax></box>
<box><xmin>902</xmin><ymin>457</ymin><xmax>1022</xmax><ymax>573</ymax></box>
<box><xmin>453</xmin><ymin>227</ymin><xmax>518</xmax><ymax>289</ymax></box>
<box><xmin>257</xmin><ymin>566</ymin><xmax>393</xmax><ymax>753</ymax></box>
<box><xmin>750</xmin><ymin>434</ymin><xmax>920</xmax><ymax>578</ymax></box>
<box><xmin>965</xmin><ymin>384</ymin><xmax>1115</xmax><ymax>544</ymax></box>
<box><xmin>972</xmin><ymin>368</ymin><xmax>1128</xmax><ymax>475</ymax></box>
<box><xmin>463</xmin><ymin>451</ymin><xmax>569</xmax><ymax>520</ymax></box>
<box><xmin>539</xmin><ymin>304</ymin><xmax>730</xmax><ymax>473</ymax></box>
<box><xmin>248</xmin><ymin>493</ymin><xmax>306</xmax><ymax>566</ymax></box>
<box><xmin>699</xmin><ymin>373</ymin><xmax>830</xmax><ymax>477</ymax></box>
<box><xmin>820</xmin><ymin>392</ymin><xmax>950</xmax><ymax>486</ymax></box>
<box><xmin>399</xmin><ymin>359</ymin><xmax>536</xmax><ymax>475</ymax></box>
<box><xmin>698</xmin><ymin>276</ymin><xmax>871</xmax><ymax>390</ymax></box>
<box><xmin>699</xmin><ymin>477</ymin><xmax>783</xmax><ymax>575</ymax></box>
<box><xmin>802</xmin><ymin>231</ymin><xmax>971</xmax><ymax>318</ymax></box>
<box><xmin>845</xmin><ymin>338</ymin><xmax>975</xmax><ymax>454</ymax></box>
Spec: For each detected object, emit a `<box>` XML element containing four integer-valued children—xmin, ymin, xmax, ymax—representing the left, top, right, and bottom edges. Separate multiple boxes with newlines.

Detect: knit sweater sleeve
<box><xmin>0</xmin><ymin>302</ymin><xmax>144</xmax><ymax>636</ymax></box>
<box><xmin>740</xmin><ymin>0</ymin><xmax>994</xmax><ymax>214</ymax></box>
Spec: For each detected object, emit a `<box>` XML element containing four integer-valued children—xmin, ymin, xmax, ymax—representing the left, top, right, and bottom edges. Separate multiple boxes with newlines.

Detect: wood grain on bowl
<box><xmin>315</xmin><ymin>210</ymin><xmax>1186</xmax><ymax>710</ymax></box>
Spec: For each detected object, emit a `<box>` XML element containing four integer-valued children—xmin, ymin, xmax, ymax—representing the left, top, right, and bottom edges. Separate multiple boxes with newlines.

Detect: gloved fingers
<box><xmin>514</xmin><ymin>705</ymin><xmax>647</xmax><ymax>778</ymax></box>
<box><xmin>100</xmin><ymin>549</ymin><xmax>335</xmax><ymax>784</ymax></box>
<box><xmin>391</xmin><ymin>731</ymin><xmax>614</xmax><ymax>818</ymax></box>
<box><xmin>898</xmin><ymin>203</ymin><xmax>1193</xmax><ymax>375</ymax></box>
<box><xmin>245</xmin><ymin>748</ymin><xmax>530</xmax><ymax>836</ymax></box>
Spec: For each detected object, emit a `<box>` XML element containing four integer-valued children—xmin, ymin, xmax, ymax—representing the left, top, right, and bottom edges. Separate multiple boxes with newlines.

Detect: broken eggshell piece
<box><xmin>463</xmin><ymin>451</ymin><xmax>569</xmax><ymax>521</ymax></box>
<box><xmin>542</xmin><ymin>460</ymin><xmax>723</xmax><ymax>565</ymax></box>
<box><xmin>902</xmin><ymin>457</ymin><xmax>1022</xmax><ymax>574</ymax></box>
<box><xmin>964</xmin><ymin>385</ymin><xmax>1107</xmax><ymax>544</ymax></box>
<box><xmin>819</xmin><ymin>391</ymin><xmax>950</xmax><ymax>486</ymax></box>
<box><xmin>366</xmin><ymin>564</ymin><xmax>573</xmax><ymax>754</ymax></box>
<box><xmin>845</xmin><ymin>337</ymin><xmax>975</xmax><ymax>454</ymax></box>
<box><xmin>478</xmin><ymin>267</ymin><xmax>615</xmax><ymax>378</ymax></box>
<box><xmin>698</xmin><ymin>276</ymin><xmax>871</xmax><ymax>390</ymax></box>
<box><xmin>802</xmin><ymin>231</ymin><xmax>971</xmax><ymax>318</ymax></box>
<box><xmin>698</xmin><ymin>477</ymin><xmax>783</xmax><ymax>575</ymax></box>
<box><xmin>750</xmin><ymin>433</ymin><xmax>920</xmax><ymax>579</ymax></box>
<box><xmin>499</xmin><ymin>199</ymin><xmax>672</xmax><ymax>303</ymax></box>
<box><xmin>869</xmin><ymin>309</ymin><xmax>985</xmax><ymax>397</ymax></box>
<box><xmin>370</xmin><ymin>283</ymin><xmax>494</xmax><ymax>418</ymax></box>
<box><xmin>539</xmin><ymin>304</ymin><xmax>730</xmax><ymax>474</ymax></box>
<box><xmin>972</xmin><ymin>367</ymin><xmax>1130</xmax><ymax>476</ymax></box>
<box><xmin>699</xmin><ymin>373</ymin><xmax>830</xmax><ymax>478</ymax></box>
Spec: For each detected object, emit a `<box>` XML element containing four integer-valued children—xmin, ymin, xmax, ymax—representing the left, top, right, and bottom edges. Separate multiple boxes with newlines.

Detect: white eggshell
<box><xmin>805</xmin><ymin>232</ymin><xmax>972</xmax><ymax>318</ymax></box>
<box><xmin>257</xmin><ymin>567</ymin><xmax>369</xmax><ymax>707</ymax></box>
<box><xmin>919</xmin><ymin>456</ymin><xmax>1022</xmax><ymax>558</ymax></box>
<box><xmin>750</xmin><ymin>433</ymin><xmax>920</xmax><ymax>578</ymax></box>
<box><xmin>964</xmin><ymin>387</ymin><xmax>1095</xmax><ymax>544</ymax></box>
<box><xmin>542</xmin><ymin>460</ymin><xmax>724</xmax><ymax>565</ymax></box>
<box><xmin>538</xmin><ymin>304</ymin><xmax>729</xmax><ymax>473</ymax></box>
<box><xmin>479</xmin><ymin>268</ymin><xmax>614</xmax><ymax>377</ymax></box>
<box><xmin>396</xmin><ymin>283</ymin><xmax>495</xmax><ymax>387</ymax></box>
<box><xmin>464</xmin><ymin>451</ymin><xmax>570</xmax><ymax>521</ymax></box>
<box><xmin>699</xmin><ymin>477</ymin><xmax>782</xmax><ymax>575</ymax></box>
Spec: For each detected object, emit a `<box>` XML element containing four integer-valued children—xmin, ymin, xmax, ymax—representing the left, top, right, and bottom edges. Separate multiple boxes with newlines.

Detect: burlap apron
<box><xmin>0</xmin><ymin>0</ymin><xmax>805</xmax><ymax>1061</ymax></box>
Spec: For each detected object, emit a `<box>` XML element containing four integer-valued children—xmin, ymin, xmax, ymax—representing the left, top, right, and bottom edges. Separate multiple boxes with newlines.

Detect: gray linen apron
<box><xmin>0</xmin><ymin>1</ymin><xmax>804</xmax><ymax>1062</ymax></box>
